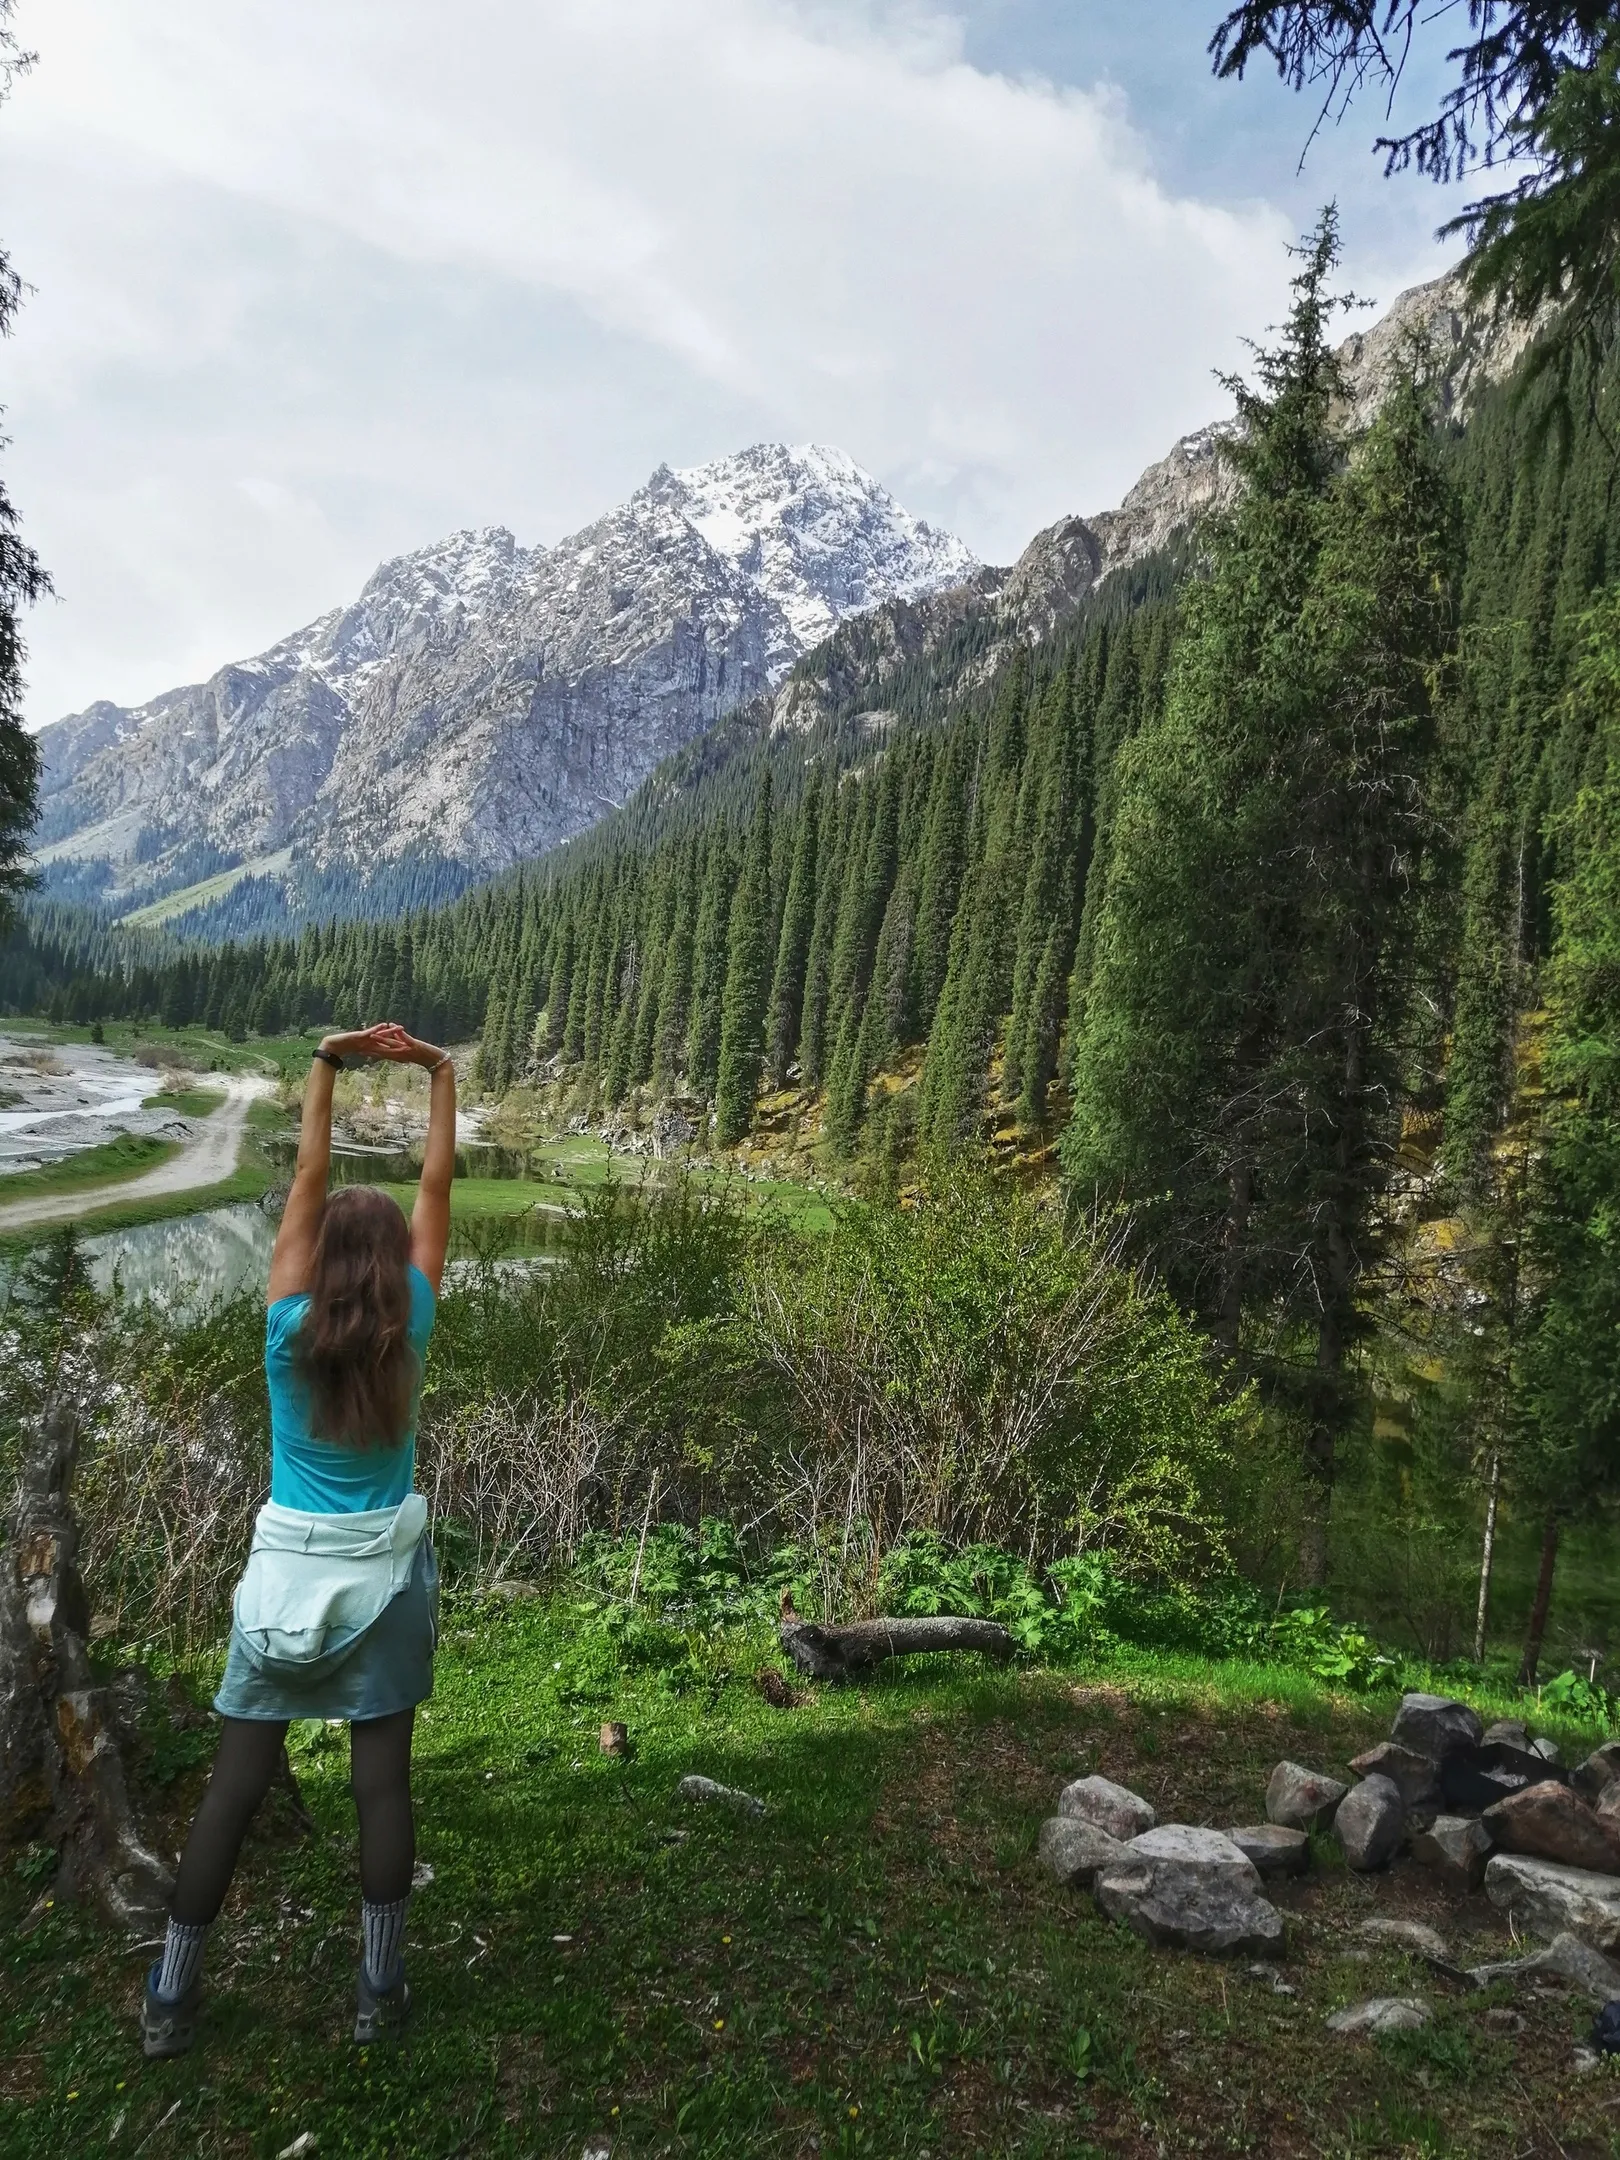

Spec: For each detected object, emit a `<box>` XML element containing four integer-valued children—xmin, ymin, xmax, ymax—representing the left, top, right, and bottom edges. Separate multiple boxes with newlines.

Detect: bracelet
<box><xmin>311</xmin><ymin>1047</ymin><xmax>344</xmax><ymax>1071</ymax></box>
<box><xmin>428</xmin><ymin>1054</ymin><xmax>453</xmax><ymax>1075</ymax></box>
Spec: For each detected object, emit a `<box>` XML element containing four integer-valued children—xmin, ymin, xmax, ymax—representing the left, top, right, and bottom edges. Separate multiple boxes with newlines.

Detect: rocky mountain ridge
<box><xmin>32</xmin><ymin>271</ymin><xmax>1532</xmax><ymax>931</ymax></box>
<box><xmin>770</xmin><ymin>270</ymin><xmax>1536</xmax><ymax>748</ymax></box>
<box><xmin>31</xmin><ymin>445</ymin><xmax>976</xmax><ymax>902</ymax></box>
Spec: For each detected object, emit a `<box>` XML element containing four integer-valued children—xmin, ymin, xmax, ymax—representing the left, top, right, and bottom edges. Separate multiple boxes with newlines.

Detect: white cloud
<box><xmin>1</xmin><ymin>0</ymin><xmax>1379</xmax><ymax>722</ymax></box>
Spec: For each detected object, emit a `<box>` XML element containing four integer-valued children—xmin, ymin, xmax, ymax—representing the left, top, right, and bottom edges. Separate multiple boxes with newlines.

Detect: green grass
<box><xmin>0</xmin><ymin>1017</ymin><xmax>289</xmax><ymax>1078</ymax></box>
<box><xmin>374</xmin><ymin>1176</ymin><xmax>575</xmax><ymax>1221</ymax></box>
<box><xmin>141</xmin><ymin>1087</ymin><xmax>224</xmax><ymax>1118</ymax></box>
<box><xmin>0</xmin><ymin>1110</ymin><xmax>292</xmax><ymax>1258</ymax></box>
<box><xmin>517</xmin><ymin>1133</ymin><xmax>835</xmax><ymax>1230</ymax></box>
<box><xmin>0</xmin><ymin>1164</ymin><xmax>278</xmax><ymax>1258</ymax></box>
<box><xmin>0</xmin><ymin>1613</ymin><xmax>1609</xmax><ymax>2159</ymax></box>
<box><xmin>115</xmin><ymin>849</ymin><xmax>291</xmax><ymax>928</ymax></box>
<box><xmin>0</xmin><ymin>1131</ymin><xmax>179</xmax><ymax>1204</ymax></box>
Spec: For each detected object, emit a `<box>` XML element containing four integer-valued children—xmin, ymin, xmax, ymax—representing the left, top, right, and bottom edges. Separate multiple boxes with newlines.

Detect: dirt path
<box><xmin>0</xmin><ymin>1073</ymin><xmax>275</xmax><ymax>1234</ymax></box>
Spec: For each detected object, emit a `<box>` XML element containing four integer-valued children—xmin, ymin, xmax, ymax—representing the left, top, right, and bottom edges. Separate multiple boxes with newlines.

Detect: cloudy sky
<box><xmin>3</xmin><ymin>0</ymin><xmax>1475</xmax><ymax>726</ymax></box>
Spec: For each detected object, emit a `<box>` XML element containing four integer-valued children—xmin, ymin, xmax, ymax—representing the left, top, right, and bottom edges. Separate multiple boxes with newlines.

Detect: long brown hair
<box><xmin>295</xmin><ymin>1185</ymin><xmax>419</xmax><ymax>1449</ymax></box>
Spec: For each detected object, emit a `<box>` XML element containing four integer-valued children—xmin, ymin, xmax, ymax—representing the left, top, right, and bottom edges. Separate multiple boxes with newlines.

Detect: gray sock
<box><xmin>155</xmin><ymin>1918</ymin><xmax>210</xmax><ymax>2003</ymax></box>
<box><xmin>361</xmin><ymin>1894</ymin><xmax>410</xmax><ymax>1990</ymax></box>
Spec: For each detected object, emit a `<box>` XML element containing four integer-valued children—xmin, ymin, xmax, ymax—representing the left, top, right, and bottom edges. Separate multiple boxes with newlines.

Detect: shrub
<box><xmin>675</xmin><ymin>1165</ymin><xmax>1254</xmax><ymax>1614</ymax></box>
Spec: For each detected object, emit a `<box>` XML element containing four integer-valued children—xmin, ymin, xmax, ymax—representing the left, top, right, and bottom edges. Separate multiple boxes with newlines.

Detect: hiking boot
<box><xmin>141</xmin><ymin>1963</ymin><xmax>201</xmax><ymax>2059</ymax></box>
<box><xmin>354</xmin><ymin>1963</ymin><xmax>412</xmax><ymax>2044</ymax></box>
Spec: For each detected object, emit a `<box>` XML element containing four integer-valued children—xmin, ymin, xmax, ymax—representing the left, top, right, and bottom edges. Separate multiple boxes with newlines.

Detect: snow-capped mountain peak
<box><xmin>33</xmin><ymin>446</ymin><xmax>978</xmax><ymax>902</ymax></box>
<box><xmin>652</xmin><ymin>442</ymin><xmax>978</xmax><ymax>657</ymax></box>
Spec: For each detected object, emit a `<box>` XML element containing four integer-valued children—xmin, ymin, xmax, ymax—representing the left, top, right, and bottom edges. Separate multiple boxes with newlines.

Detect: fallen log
<box><xmin>777</xmin><ymin>1590</ymin><xmax>1016</xmax><ymax>1682</ymax></box>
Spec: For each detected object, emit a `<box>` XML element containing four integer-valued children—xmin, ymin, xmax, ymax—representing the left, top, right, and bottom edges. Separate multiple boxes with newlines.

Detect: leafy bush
<box><xmin>13</xmin><ymin>1172</ymin><xmax>1269</xmax><ymax>1658</ymax></box>
<box><xmin>675</xmin><ymin>1165</ymin><xmax>1255</xmax><ymax>1615</ymax></box>
<box><xmin>872</xmin><ymin>1530</ymin><xmax>1403</xmax><ymax>1683</ymax></box>
<box><xmin>1540</xmin><ymin>1667</ymin><xmax>1617</xmax><ymax>1727</ymax></box>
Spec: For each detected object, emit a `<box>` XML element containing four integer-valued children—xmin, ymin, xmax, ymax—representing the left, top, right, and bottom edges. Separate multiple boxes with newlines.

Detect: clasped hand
<box><xmin>319</xmin><ymin>1022</ymin><xmax>446</xmax><ymax>1069</ymax></box>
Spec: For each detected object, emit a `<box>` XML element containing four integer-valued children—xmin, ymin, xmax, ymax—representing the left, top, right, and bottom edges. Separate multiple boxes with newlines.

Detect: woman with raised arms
<box><xmin>141</xmin><ymin>1020</ymin><xmax>455</xmax><ymax>2056</ymax></box>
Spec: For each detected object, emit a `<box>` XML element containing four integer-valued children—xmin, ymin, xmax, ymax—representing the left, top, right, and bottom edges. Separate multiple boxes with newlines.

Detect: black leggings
<box><xmin>170</xmin><ymin>1709</ymin><xmax>415</xmax><ymax>1926</ymax></box>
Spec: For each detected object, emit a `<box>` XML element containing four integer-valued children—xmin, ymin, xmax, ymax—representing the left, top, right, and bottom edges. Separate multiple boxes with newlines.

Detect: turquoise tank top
<box><xmin>265</xmin><ymin>1264</ymin><xmax>437</xmax><ymax>1514</ymax></box>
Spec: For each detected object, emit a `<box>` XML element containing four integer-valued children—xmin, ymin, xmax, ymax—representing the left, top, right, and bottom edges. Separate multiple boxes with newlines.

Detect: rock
<box><xmin>1483</xmin><ymin>1720</ymin><xmax>1530</xmax><ymax>1750</ymax></box>
<box><xmin>1226</xmin><ymin>1824</ymin><xmax>1311</xmax><ymax>1879</ymax></box>
<box><xmin>1598</xmin><ymin>1783</ymin><xmax>1620</xmax><ymax>1825</ymax></box>
<box><xmin>1441</xmin><ymin>1740</ymin><xmax>1549</xmax><ymax>1814</ymax></box>
<box><xmin>1468</xmin><ymin>1930</ymin><xmax>1620</xmax><ymax>2002</ymax></box>
<box><xmin>1410</xmin><ymin>1814</ymin><xmax>1494</xmax><ymax>1892</ymax></box>
<box><xmin>1037</xmin><ymin>1816</ymin><xmax>1127</xmax><ymax>1888</ymax></box>
<box><xmin>1266</xmin><ymin>1761</ymin><xmax>1349</xmax><ymax>1833</ymax></box>
<box><xmin>1335</xmin><ymin>1775</ymin><xmax>1405</xmax><ymax>1871</ymax></box>
<box><xmin>1573</xmin><ymin>1743</ymin><xmax>1620</xmax><ymax>1804</ymax></box>
<box><xmin>1531</xmin><ymin>1735</ymin><xmax>1564</xmax><ymax>1767</ymax></box>
<box><xmin>1390</xmin><ymin>1693</ymin><xmax>1483</xmax><ymax>1762</ymax></box>
<box><xmin>1486</xmin><ymin>1852</ymin><xmax>1620</xmax><ymax>1952</ymax></box>
<box><xmin>677</xmin><ymin>1774</ymin><xmax>765</xmax><ymax>1818</ymax></box>
<box><xmin>1058</xmin><ymin>1774</ymin><xmax>1155</xmax><ymax>1841</ymax></box>
<box><xmin>1348</xmin><ymin>1742</ymin><xmax>1442</xmax><ymax>1815</ymax></box>
<box><xmin>1326</xmin><ymin>1997</ymin><xmax>1432</xmax><ymax>2036</ymax></box>
<box><xmin>1482</xmin><ymin>1781</ymin><xmax>1620</xmax><ymax>1875</ymax></box>
<box><xmin>1126</xmin><ymin>1824</ymin><xmax>1265</xmax><ymax>1877</ymax></box>
<box><xmin>1094</xmin><ymin>1827</ymin><xmax>1284</xmax><ymax>1957</ymax></box>
<box><xmin>1360</xmin><ymin>1917</ymin><xmax>1450</xmax><ymax>1961</ymax></box>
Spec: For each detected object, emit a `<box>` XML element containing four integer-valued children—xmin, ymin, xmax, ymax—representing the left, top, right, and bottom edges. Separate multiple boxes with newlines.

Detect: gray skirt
<box><xmin>214</xmin><ymin>1538</ymin><xmax>439</xmax><ymax>1724</ymax></box>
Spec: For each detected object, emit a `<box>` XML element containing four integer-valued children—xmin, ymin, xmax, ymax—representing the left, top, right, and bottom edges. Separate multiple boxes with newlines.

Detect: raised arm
<box><xmin>372</xmin><ymin>1026</ymin><xmax>456</xmax><ymax>1293</ymax></box>
<box><xmin>267</xmin><ymin>1025</ymin><xmax>395</xmax><ymax>1303</ymax></box>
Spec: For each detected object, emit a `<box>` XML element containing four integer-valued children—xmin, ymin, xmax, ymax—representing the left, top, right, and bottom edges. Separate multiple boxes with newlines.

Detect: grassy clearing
<box><xmin>114</xmin><ymin>850</ymin><xmax>291</xmax><ymax>929</ymax></box>
<box><xmin>0</xmin><ymin>1017</ymin><xmax>289</xmax><ymax>1078</ymax></box>
<box><xmin>0</xmin><ymin>1131</ymin><xmax>180</xmax><ymax>1203</ymax></box>
<box><xmin>0</xmin><ymin>1165</ymin><xmax>276</xmax><ymax>1258</ymax></box>
<box><xmin>515</xmin><ymin>1134</ymin><xmax>834</xmax><ymax>1231</ymax></box>
<box><xmin>2</xmin><ymin>1615</ymin><xmax>1613</xmax><ymax>2160</ymax></box>
<box><xmin>141</xmin><ymin>1087</ymin><xmax>225</xmax><ymax>1118</ymax></box>
<box><xmin>373</xmin><ymin>1176</ymin><xmax>575</xmax><ymax>1223</ymax></box>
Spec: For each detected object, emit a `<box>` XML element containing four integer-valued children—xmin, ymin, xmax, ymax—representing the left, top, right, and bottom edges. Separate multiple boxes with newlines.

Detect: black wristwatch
<box><xmin>312</xmin><ymin>1047</ymin><xmax>344</xmax><ymax>1071</ymax></box>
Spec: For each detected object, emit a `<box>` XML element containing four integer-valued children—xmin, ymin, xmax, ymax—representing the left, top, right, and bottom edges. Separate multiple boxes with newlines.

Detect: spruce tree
<box><xmin>798</xmin><ymin>784</ymin><xmax>855</xmax><ymax>1087</ymax></box>
<box><xmin>714</xmin><ymin>776</ymin><xmax>774</xmax><ymax>1144</ymax></box>
<box><xmin>823</xmin><ymin>764</ymin><xmax>901</xmax><ymax>1128</ymax></box>
<box><xmin>0</xmin><ymin>71</ymin><xmax>47</xmax><ymax>935</ymax></box>
<box><xmin>686</xmin><ymin>834</ymin><xmax>735</xmax><ymax>1101</ymax></box>
<box><xmin>1065</xmin><ymin>213</ymin><xmax>1459</xmax><ymax>1582</ymax></box>
<box><xmin>918</xmin><ymin>653</ymin><xmax>1031</xmax><ymax>1150</ymax></box>
<box><xmin>765</xmin><ymin>772</ymin><xmax>821</xmax><ymax>1085</ymax></box>
<box><xmin>909</xmin><ymin>733</ymin><xmax>970</xmax><ymax>1036</ymax></box>
<box><xmin>652</xmin><ymin>836</ymin><xmax>700</xmax><ymax>1094</ymax></box>
<box><xmin>1003</xmin><ymin>664</ymin><xmax>1087</xmax><ymax>1130</ymax></box>
<box><xmin>1512</xmin><ymin>585</ymin><xmax>1620</xmax><ymax>1676</ymax></box>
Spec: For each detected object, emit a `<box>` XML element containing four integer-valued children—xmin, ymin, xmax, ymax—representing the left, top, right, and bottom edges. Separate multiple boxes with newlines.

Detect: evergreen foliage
<box><xmin>1211</xmin><ymin>4</ymin><xmax>1620</xmax><ymax>383</ymax></box>
<box><xmin>1065</xmin><ymin>215</ymin><xmax>1461</xmax><ymax>1580</ymax></box>
<box><xmin>1516</xmin><ymin>588</ymin><xmax>1620</xmax><ymax>1518</ymax></box>
<box><xmin>0</xmin><ymin>9</ymin><xmax>48</xmax><ymax>937</ymax></box>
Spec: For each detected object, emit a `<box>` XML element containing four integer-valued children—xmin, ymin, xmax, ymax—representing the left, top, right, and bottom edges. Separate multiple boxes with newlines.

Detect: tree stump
<box><xmin>777</xmin><ymin>1590</ymin><xmax>1016</xmax><ymax>1682</ymax></box>
<box><xmin>0</xmin><ymin>1397</ymin><xmax>175</xmax><ymax>1929</ymax></box>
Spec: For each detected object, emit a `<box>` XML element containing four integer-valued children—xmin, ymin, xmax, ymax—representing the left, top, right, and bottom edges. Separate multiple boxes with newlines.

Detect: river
<box><xmin>0</xmin><ymin>1027</ymin><xmax>191</xmax><ymax>1171</ymax></box>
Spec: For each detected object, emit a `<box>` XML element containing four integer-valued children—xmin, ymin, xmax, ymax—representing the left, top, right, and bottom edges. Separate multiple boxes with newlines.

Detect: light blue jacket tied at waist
<box><xmin>232</xmin><ymin>1492</ymin><xmax>429</xmax><ymax>1684</ymax></box>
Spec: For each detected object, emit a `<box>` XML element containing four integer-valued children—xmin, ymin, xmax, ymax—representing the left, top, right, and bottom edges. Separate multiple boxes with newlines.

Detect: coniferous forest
<box><xmin>6</xmin><ymin>225</ymin><xmax>1620</xmax><ymax>1626</ymax></box>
